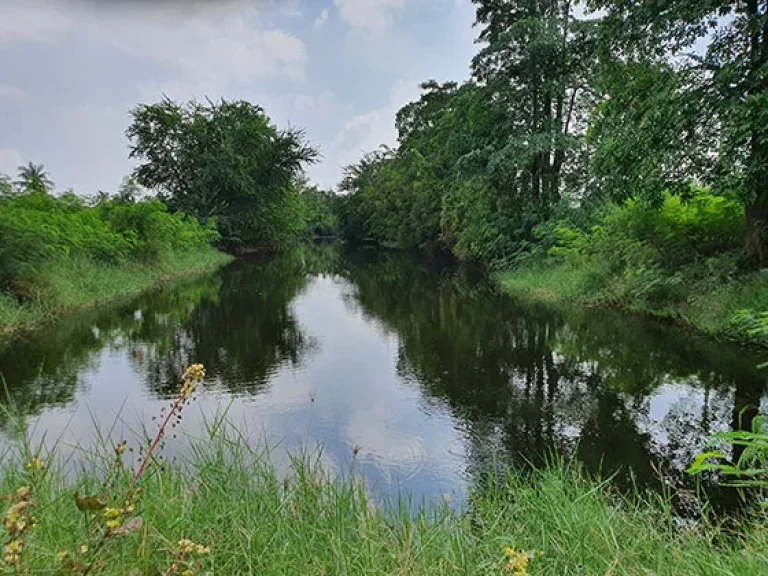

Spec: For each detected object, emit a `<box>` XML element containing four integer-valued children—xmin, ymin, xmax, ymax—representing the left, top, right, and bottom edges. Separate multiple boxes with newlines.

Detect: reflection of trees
<box><xmin>139</xmin><ymin>252</ymin><xmax>315</xmax><ymax>396</ymax></box>
<box><xmin>341</xmin><ymin>250</ymin><xmax>768</xmax><ymax>494</ymax></box>
<box><xmin>0</xmin><ymin>248</ymin><xmax>322</xmax><ymax>419</ymax></box>
<box><xmin>0</xmin><ymin>273</ymin><xmax>225</xmax><ymax>423</ymax></box>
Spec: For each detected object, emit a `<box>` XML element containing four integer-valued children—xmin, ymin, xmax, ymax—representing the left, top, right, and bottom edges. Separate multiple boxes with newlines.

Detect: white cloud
<box><xmin>310</xmin><ymin>78</ymin><xmax>420</xmax><ymax>188</ymax></box>
<box><xmin>314</xmin><ymin>9</ymin><xmax>330</xmax><ymax>30</ymax></box>
<box><xmin>0</xmin><ymin>84</ymin><xmax>26</xmax><ymax>101</ymax></box>
<box><xmin>332</xmin><ymin>78</ymin><xmax>420</xmax><ymax>165</ymax></box>
<box><xmin>0</xmin><ymin>149</ymin><xmax>24</xmax><ymax>177</ymax></box>
<box><xmin>0</xmin><ymin>1</ymin><xmax>71</xmax><ymax>44</ymax></box>
<box><xmin>334</xmin><ymin>0</ymin><xmax>408</xmax><ymax>32</ymax></box>
<box><xmin>0</xmin><ymin>1</ymin><xmax>307</xmax><ymax>85</ymax></box>
<box><xmin>294</xmin><ymin>90</ymin><xmax>337</xmax><ymax>117</ymax></box>
<box><xmin>103</xmin><ymin>10</ymin><xmax>307</xmax><ymax>85</ymax></box>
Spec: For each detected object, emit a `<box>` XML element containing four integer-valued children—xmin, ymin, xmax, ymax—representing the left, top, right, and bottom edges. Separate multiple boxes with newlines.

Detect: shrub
<box><xmin>0</xmin><ymin>192</ymin><xmax>219</xmax><ymax>298</ymax></box>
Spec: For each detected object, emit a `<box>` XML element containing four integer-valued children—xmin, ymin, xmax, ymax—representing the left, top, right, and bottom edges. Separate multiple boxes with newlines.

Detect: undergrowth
<box><xmin>0</xmin><ymin>248</ymin><xmax>232</xmax><ymax>335</ymax></box>
<box><xmin>499</xmin><ymin>190</ymin><xmax>768</xmax><ymax>346</ymax></box>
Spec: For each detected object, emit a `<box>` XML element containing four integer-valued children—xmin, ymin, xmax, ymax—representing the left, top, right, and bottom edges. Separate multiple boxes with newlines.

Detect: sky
<box><xmin>0</xmin><ymin>0</ymin><xmax>477</xmax><ymax>193</ymax></box>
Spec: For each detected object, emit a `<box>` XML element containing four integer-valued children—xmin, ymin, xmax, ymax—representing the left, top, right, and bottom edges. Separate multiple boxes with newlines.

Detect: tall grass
<box><xmin>0</xmin><ymin>248</ymin><xmax>232</xmax><ymax>335</ymax></box>
<box><xmin>1</xmin><ymin>416</ymin><xmax>765</xmax><ymax>573</ymax></box>
<box><xmin>498</xmin><ymin>190</ymin><xmax>768</xmax><ymax>346</ymax></box>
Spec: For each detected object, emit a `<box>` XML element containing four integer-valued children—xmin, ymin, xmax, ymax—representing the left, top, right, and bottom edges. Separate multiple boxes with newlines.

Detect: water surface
<box><xmin>0</xmin><ymin>245</ymin><xmax>765</xmax><ymax>506</ymax></box>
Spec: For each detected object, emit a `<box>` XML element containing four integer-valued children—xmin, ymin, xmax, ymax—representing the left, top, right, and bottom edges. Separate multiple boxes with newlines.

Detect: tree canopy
<box><xmin>336</xmin><ymin>0</ymin><xmax>768</xmax><ymax>267</ymax></box>
<box><xmin>127</xmin><ymin>98</ymin><xmax>318</xmax><ymax>250</ymax></box>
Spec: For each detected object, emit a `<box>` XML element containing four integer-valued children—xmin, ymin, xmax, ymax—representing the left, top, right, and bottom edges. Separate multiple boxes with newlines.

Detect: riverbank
<box><xmin>497</xmin><ymin>261</ymin><xmax>768</xmax><ymax>348</ymax></box>
<box><xmin>0</xmin><ymin>248</ymin><xmax>233</xmax><ymax>335</ymax></box>
<box><xmin>1</xmin><ymin>434</ymin><xmax>764</xmax><ymax>575</ymax></box>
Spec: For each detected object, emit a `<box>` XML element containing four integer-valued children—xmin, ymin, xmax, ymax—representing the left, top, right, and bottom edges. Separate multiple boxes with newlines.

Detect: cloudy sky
<box><xmin>0</xmin><ymin>0</ymin><xmax>476</xmax><ymax>193</ymax></box>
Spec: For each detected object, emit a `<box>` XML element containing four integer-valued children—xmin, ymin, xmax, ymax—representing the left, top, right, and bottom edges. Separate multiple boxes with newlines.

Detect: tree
<box><xmin>470</xmin><ymin>0</ymin><xmax>597</xmax><ymax>212</ymax></box>
<box><xmin>297</xmin><ymin>179</ymin><xmax>338</xmax><ymax>238</ymax></box>
<box><xmin>589</xmin><ymin>0</ymin><xmax>768</xmax><ymax>265</ymax></box>
<box><xmin>15</xmin><ymin>162</ymin><xmax>54</xmax><ymax>194</ymax></box>
<box><xmin>0</xmin><ymin>173</ymin><xmax>14</xmax><ymax>198</ymax></box>
<box><xmin>127</xmin><ymin>98</ymin><xmax>318</xmax><ymax>250</ymax></box>
<box><xmin>116</xmin><ymin>175</ymin><xmax>144</xmax><ymax>204</ymax></box>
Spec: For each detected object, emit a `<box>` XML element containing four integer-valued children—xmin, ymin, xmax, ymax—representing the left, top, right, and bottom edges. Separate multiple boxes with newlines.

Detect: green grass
<box><xmin>1</xmin><ymin>420</ymin><xmax>766</xmax><ymax>575</ymax></box>
<box><xmin>498</xmin><ymin>261</ymin><xmax>768</xmax><ymax>346</ymax></box>
<box><xmin>0</xmin><ymin>248</ymin><xmax>233</xmax><ymax>335</ymax></box>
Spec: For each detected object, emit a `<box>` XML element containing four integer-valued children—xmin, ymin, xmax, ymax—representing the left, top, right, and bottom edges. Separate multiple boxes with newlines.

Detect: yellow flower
<box><xmin>3</xmin><ymin>553</ymin><xmax>19</xmax><ymax>565</ymax></box>
<box><xmin>26</xmin><ymin>457</ymin><xmax>44</xmax><ymax>471</ymax></box>
<box><xmin>124</xmin><ymin>504</ymin><xmax>135</xmax><ymax>514</ymax></box>
<box><xmin>195</xmin><ymin>544</ymin><xmax>210</xmax><ymax>556</ymax></box>
<box><xmin>116</xmin><ymin>442</ymin><xmax>128</xmax><ymax>455</ymax></box>
<box><xmin>80</xmin><ymin>545</ymin><xmax>88</xmax><ymax>555</ymax></box>
<box><xmin>503</xmin><ymin>547</ymin><xmax>530</xmax><ymax>575</ymax></box>
<box><xmin>5</xmin><ymin>541</ymin><xmax>23</xmax><ymax>555</ymax></box>
<box><xmin>103</xmin><ymin>507</ymin><xmax>121</xmax><ymax>519</ymax></box>
<box><xmin>57</xmin><ymin>550</ymin><xmax>69</xmax><ymax>561</ymax></box>
<box><xmin>183</xmin><ymin>363</ymin><xmax>206</xmax><ymax>382</ymax></box>
<box><xmin>15</xmin><ymin>486</ymin><xmax>31</xmax><ymax>500</ymax></box>
<box><xmin>106</xmin><ymin>518</ymin><xmax>122</xmax><ymax>530</ymax></box>
<box><xmin>178</xmin><ymin>539</ymin><xmax>196</xmax><ymax>555</ymax></box>
<box><xmin>180</xmin><ymin>381</ymin><xmax>196</xmax><ymax>399</ymax></box>
<box><xmin>7</xmin><ymin>501</ymin><xmax>29</xmax><ymax>516</ymax></box>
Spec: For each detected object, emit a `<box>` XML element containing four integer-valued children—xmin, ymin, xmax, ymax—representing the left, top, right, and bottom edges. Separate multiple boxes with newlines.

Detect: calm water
<box><xmin>0</xmin><ymin>245</ymin><xmax>766</xmax><ymax>506</ymax></box>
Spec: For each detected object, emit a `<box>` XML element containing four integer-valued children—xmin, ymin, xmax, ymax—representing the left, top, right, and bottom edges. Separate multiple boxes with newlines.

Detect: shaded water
<box><xmin>0</xmin><ymin>245</ymin><xmax>766</xmax><ymax>506</ymax></box>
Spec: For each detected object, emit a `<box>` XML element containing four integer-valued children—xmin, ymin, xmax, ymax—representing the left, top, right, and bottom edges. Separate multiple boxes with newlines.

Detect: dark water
<box><xmin>0</xmin><ymin>245</ymin><xmax>766</xmax><ymax>506</ymax></box>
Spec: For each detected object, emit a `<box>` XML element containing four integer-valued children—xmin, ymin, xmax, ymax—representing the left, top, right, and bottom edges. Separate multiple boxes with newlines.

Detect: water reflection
<box><xmin>0</xmin><ymin>245</ymin><xmax>765</xmax><ymax>506</ymax></box>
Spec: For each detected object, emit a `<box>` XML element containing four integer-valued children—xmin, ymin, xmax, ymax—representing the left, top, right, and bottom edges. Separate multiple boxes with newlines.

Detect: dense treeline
<box><xmin>337</xmin><ymin>0</ymin><xmax>768</xmax><ymax>268</ymax></box>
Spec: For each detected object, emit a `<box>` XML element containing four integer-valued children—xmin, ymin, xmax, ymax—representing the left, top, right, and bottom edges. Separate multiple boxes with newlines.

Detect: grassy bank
<box><xmin>0</xmin><ymin>248</ymin><xmax>233</xmax><ymax>335</ymax></box>
<box><xmin>0</xmin><ymin>430</ymin><xmax>764</xmax><ymax>574</ymax></box>
<box><xmin>494</xmin><ymin>191</ymin><xmax>768</xmax><ymax>347</ymax></box>
<box><xmin>497</xmin><ymin>262</ymin><xmax>768</xmax><ymax>346</ymax></box>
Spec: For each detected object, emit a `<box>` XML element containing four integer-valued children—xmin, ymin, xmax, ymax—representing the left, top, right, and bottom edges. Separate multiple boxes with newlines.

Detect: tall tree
<box><xmin>471</xmin><ymin>0</ymin><xmax>597</xmax><ymax>212</ymax></box>
<box><xmin>127</xmin><ymin>98</ymin><xmax>318</xmax><ymax>250</ymax></box>
<box><xmin>589</xmin><ymin>0</ymin><xmax>768</xmax><ymax>265</ymax></box>
<box><xmin>15</xmin><ymin>162</ymin><xmax>54</xmax><ymax>194</ymax></box>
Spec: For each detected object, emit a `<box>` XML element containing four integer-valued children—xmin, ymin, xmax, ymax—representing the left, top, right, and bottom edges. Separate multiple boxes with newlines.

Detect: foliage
<box><xmin>335</xmin><ymin>0</ymin><xmax>768</xmax><ymax>274</ymax></box>
<box><xmin>127</xmin><ymin>98</ymin><xmax>318</xmax><ymax>251</ymax></box>
<box><xmin>689</xmin><ymin>410</ymin><xmax>768</xmax><ymax>489</ymax></box>
<box><xmin>0</xmin><ymin>191</ymin><xmax>219</xmax><ymax>296</ymax></box>
<box><xmin>14</xmin><ymin>163</ymin><xmax>54</xmax><ymax>195</ymax></box>
<box><xmin>498</xmin><ymin>189</ymin><xmax>768</xmax><ymax>340</ymax></box>
<box><xmin>588</xmin><ymin>0</ymin><xmax>768</xmax><ymax>264</ymax></box>
<box><xmin>298</xmin><ymin>181</ymin><xmax>337</xmax><ymax>238</ymax></box>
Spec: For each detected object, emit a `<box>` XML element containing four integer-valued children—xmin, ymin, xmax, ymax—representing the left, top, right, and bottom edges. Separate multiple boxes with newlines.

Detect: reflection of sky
<box><xmin>2</xmin><ymin>265</ymin><xmax>765</xmax><ymax>508</ymax></box>
<box><xmin>8</xmin><ymin>276</ymin><xmax>469</xmax><ymax>508</ymax></box>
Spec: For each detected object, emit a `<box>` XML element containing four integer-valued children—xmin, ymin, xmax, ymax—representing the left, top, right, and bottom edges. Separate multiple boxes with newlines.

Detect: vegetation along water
<box><xmin>2</xmin><ymin>0</ymin><xmax>768</xmax><ymax>573</ymax></box>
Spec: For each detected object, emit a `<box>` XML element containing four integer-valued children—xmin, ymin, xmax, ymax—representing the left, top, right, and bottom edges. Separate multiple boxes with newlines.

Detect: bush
<box><xmin>0</xmin><ymin>192</ymin><xmax>219</xmax><ymax>298</ymax></box>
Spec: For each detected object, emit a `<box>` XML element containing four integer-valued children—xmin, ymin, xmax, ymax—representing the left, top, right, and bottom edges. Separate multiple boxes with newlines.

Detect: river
<box><xmin>0</xmin><ymin>244</ymin><xmax>765</xmax><ymax>507</ymax></box>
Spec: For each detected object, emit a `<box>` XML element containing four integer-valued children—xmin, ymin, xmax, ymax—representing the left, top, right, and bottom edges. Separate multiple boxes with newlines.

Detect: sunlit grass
<box><xmin>0</xmin><ymin>248</ymin><xmax>232</xmax><ymax>335</ymax></box>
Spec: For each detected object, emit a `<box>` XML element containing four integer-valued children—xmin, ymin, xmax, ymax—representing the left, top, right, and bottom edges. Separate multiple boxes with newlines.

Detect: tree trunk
<box><xmin>745</xmin><ymin>193</ymin><xmax>768</xmax><ymax>267</ymax></box>
<box><xmin>745</xmin><ymin>0</ymin><xmax>768</xmax><ymax>266</ymax></box>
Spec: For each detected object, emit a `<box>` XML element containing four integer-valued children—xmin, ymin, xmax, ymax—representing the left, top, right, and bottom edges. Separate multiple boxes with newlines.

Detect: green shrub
<box><xmin>0</xmin><ymin>192</ymin><xmax>219</xmax><ymax>299</ymax></box>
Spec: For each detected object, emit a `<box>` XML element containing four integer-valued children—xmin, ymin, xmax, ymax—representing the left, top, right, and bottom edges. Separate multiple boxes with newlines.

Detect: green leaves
<box><xmin>127</xmin><ymin>98</ymin><xmax>318</xmax><ymax>250</ymax></box>
<box><xmin>689</xmin><ymin>410</ymin><xmax>768</xmax><ymax>488</ymax></box>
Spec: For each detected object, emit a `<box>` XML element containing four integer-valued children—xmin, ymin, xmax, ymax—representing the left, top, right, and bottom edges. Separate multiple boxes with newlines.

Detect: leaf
<box><xmin>74</xmin><ymin>492</ymin><xmax>106</xmax><ymax>512</ymax></box>
<box><xmin>687</xmin><ymin>450</ymin><xmax>726</xmax><ymax>475</ymax></box>
<box><xmin>111</xmin><ymin>516</ymin><xmax>143</xmax><ymax>536</ymax></box>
